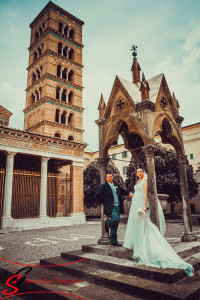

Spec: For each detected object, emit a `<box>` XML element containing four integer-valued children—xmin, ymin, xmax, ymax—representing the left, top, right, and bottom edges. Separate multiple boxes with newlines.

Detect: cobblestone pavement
<box><xmin>0</xmin><ymin>216</ymin><xmax>200</xmax><ymax>299</ymax></box>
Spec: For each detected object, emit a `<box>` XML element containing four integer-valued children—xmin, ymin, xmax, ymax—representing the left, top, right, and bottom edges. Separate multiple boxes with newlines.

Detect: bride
<box><xmin>123</xmin><ymin>167</ymin><xmax>194</xmax><ymax>277</ymax></box>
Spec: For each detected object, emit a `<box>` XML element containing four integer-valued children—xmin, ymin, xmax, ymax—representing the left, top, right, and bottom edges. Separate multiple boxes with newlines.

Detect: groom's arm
<box><xmin>119</xmin><ymin>186</ymin><xmax>133</xmax><ymax>197</ymax></box>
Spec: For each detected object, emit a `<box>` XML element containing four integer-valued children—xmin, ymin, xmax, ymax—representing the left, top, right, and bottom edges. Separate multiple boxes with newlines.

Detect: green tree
<box><xmin>125</xmin><ymin>145</ymin><xmax>199</xmax><ymax>214</ymax></box>
<box><xmin>84</xmin><ymin>159</ymin><xmax>125</xmax><ymax>209</ymax></box>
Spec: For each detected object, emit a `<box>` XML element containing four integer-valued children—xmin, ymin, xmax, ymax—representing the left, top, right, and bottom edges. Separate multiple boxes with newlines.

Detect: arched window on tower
<box><xmin>59</xmin><ymin>22</ymin><xmax>63</xmax><ymax>33</ymax></box>
<box><xmin>39</xmin><ymin>87</ymin><xmax>42</xmax><ymax>99</ymax></box>
<box><xmin>61</xmin><ymin>89</ymin><xmax>66</xmax><ymax>102</ymax></box>
<box><xmin>38</xmin><ymin>47</ymin><xmax>42</xmax><ymax>57</ymax></box>
<box><xmin>42</xmin><ymin>22</ymin><xmax>45</xmax><ymax>30</ymax></box>
<box><xmin>34</xmin><ymin>51</ymin><xmax>38</xmax><ymax>61</ymax></box>
<box><xmin>68</xmin><ymin>70</ymin><xmax>74</xmax><ymax>82</ymax></box>
<box><xmin>30</xmin><ymin>93</ymin><xmax>35</xmax><ymax>105</ymax></box>
<box><xmin>35</xmin><ymin>31</ymin><xmax>39</xmax><ymax>41</ymax></box>
<box><xmin>35</xmin><ymin>90</ymin><xmax>39</xmax><ymax>101</ymax></box>
<box><xmin>36</xmin><ymin>69</ymin><xmax>40</xmax><ymax>79</ymax></box>
<box><xmin>39</xmin><ymin>27</ymin><xmax>43</xmax><ymax>36</ymax></box>
<box><xmin>57</xmin><ymin>65</ymin><xmax>61</xmax><ymax>77</ymax></box>
<box><xmin>55</xmin><ymin>109</ymin><xmax>60</xmax><ymax>122</ymax></box>
<box><xmin>40</xmin><ymin>66</ymin><xmax>42</xmax><ymax>77</ymax></box>
<box><xmin>69</xmin><ymin>49</ymin><xmax>74</xmax><ymax>60</ymax></box>
<box><xmin>56</xmin><ymin>87</ymin><xmax>60</xmax><ymax>100</ymax></box>
<box><xmin>62</xmin><ymin>68</ymin><xmax>67</xmax><ymax>80</ymax></box>
<box><xmin>61</xmin><ymin>111</ymin><xmax>66</xmax><ymax>124</ymax></box>
<box><xmin>68</xmin><ymin>113</ymin><xmax>73</xmax><ymax>126</ymax></box>
<box><xmin>68</xmin><ymin>135</ymin><xmax>74</xmax><ymax>141</ymax></box>
<box><xmin>32</xmin><ymin>73</ymin><xmax>37</xmax><ymax>84</ymax></box>
<box><xmin>69</xmin><ymin>29</ymin><xmax>74</xmax><ymax>40</ymax></box>
<box><xmin>58</xmin><ymin>42</ymin><xmax>62</xmax><ymax>55</ymax></box>
<box><xmin>68</xmin><ymin>91</ymin><xmax>73</xmax><ymax>104</ymax></box>
<box><xmin>63</xmin><ymin>46</ymin><xmax>68</xmax><ymax>57</ymax></box>
<box><xmin>64</xmin><ymin>26</ymin><xmax>68</xmax><ymax>36</ymax></box>
<box><xmin>55</xmin><ymin>132</ymin><xmax>61</xmax><ymax>138</ymax></box>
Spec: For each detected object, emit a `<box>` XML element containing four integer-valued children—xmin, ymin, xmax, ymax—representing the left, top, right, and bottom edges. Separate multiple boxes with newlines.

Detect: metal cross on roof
<box><xmin>131</xmin><ymin>45</ymin><xmax>138</xmax><ymax>58</ymax></box>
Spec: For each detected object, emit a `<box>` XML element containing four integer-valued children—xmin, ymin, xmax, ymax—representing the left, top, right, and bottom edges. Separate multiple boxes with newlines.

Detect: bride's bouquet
<box><xmin>136</xmin><ymin>208</ymin><xmax>146</xmax><ymax>223</ymax></box>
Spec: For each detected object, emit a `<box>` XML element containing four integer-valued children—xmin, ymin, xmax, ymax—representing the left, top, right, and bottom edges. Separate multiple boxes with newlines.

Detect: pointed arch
<box><xmin>151</xmin><ymin>113</ymin><xmax>184</xmax><ymax>154</ymax></box>
<box><xmin>101</xmin><ymin>115</ymin><xmax>148</xmax><ymax>157</ymax></box>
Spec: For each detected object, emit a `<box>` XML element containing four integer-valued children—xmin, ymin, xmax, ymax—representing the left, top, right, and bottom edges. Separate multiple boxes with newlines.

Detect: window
<box><xmin>68</xmin><ymin>135</ymin><xmax>74</xmax><ymax>141</ymax></box>
<box><xmin>55</xmin><ymin>133</ymin><xmax>61</xmax><ymax>138</ymax></box>
<box><xmin>190</xmin><ymin>153</ymin><xmax>194</xmax><ymax>160</ymax></box>
<box><xmin>112</xmin><ymin>154</ymin><xmax>116</xmax><ymax>160</ymax></box>
<box><xmin>123</xmin><ymin>166</ymin><xmax>127</xmax><ymax>175</ymax></box>
<box><xmin>122</xmin><ymin>151</ymin><xmax>127</xmax><ymax>159</ymax></box>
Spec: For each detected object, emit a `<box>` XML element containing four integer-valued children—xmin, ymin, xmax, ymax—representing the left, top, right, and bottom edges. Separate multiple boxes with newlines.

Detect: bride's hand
<box><xmin>142</xmin><ymin>207</ymin><xmax>147</xmax><ymax>212</ymax></box>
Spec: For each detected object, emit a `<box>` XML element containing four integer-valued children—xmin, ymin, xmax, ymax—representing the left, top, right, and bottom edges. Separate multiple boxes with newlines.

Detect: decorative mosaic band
<box><xmin>27</xmin><ymin>75</ymin><xmax>81</xmax><ymax>93</ymax></box>
<box><xmin>24</xmin><ymin>99</ymin><xmax>83</xmax><ymax>114</ymax></box>
<box><xmin>30</xmin><ymin>30</ymin><xmax>82</xmax><ymax>51</ymax></box>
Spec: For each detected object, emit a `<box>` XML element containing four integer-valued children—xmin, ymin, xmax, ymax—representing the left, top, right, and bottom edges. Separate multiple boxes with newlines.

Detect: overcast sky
<box><xmin>0</xmin><ymin>0</ymin><xmax>200</xmax><ymax>151</ymax></box>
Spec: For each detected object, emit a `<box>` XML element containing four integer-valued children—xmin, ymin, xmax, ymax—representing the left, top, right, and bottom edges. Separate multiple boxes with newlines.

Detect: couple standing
<box><xmin>95</xmin><ymin>168</ymin><xmax>194</xmax><ymax>277</ymax></box>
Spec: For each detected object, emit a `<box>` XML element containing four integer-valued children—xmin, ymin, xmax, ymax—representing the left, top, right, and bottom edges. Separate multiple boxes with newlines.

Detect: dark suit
<box><xmin>95</xmin><ymin>182</ymin><xmax>130</xmax><ymax>244</ymax></box>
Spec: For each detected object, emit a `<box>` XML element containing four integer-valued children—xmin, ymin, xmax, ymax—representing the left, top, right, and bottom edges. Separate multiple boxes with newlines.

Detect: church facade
<box><xmin>0</xmin><ymin>1</ymin><xmax>86</xmax><ymax>231</ymax></box>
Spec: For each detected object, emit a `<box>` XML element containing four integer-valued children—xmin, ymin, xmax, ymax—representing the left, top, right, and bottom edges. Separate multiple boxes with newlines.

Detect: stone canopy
<box><xmin>96</xmin><ymin>55</ymin><xmax>196</xmax><ymax>243</ymax></box>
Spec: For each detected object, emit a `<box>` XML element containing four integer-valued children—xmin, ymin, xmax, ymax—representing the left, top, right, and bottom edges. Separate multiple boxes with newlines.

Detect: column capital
<box><xmin>40</xmin><ymin>156</ymin><xmax>50</xmax><ymax>163</ymax></box>
<box><xmin>7</xmin><ymin>151</ymin><xmax>17</xmax><ymax>158</ymax></box>
<box><xmin>143</xmin><ymin>145</ymin><xmax>156</xmax><ymax>157</ymax></box>
<box><xmin>97</xmin><ymin>156</ymin><xmax>110</xmax><ymax>167</ymax></box>
<box><xmin>176</xmin><ymin>153</ymin><xmax>187</xmax><ymax>164</ymax></box>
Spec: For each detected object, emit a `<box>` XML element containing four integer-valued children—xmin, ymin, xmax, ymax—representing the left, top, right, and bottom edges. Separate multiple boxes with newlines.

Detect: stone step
<box><xmin>82</xmin><ymin>240</ymin><xmax>200</xmax><ymax>260</ymax></box>
<box><xmin>61</xmin><ymin>249</ymin><xmax>192</xmax><ymax>284</ymax></box>
<box><xmin>0</xmin><ymin>263</ymin><xmax>142</xmax><ymax>300</ymax></box>
<box><xmin>39</xmin><ymin>256</ymin><xmax>200</xmax><ymax>300</ymax></box>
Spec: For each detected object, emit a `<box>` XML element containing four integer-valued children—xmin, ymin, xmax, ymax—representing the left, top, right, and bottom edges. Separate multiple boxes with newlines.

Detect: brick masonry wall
<box><xmin>70</xmin><ymin>165</ymin><xmax>84</xmax><ymax>213</ymax></box>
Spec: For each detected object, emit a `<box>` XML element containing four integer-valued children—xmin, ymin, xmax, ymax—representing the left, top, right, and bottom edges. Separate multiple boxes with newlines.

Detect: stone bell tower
<box><xmin>24</xmin><ymin>1</ymin><xmax>84</xmax><ymax>143</ymax></box>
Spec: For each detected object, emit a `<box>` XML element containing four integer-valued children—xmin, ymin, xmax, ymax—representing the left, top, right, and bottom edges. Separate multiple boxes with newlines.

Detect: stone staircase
<box><xmin>1</xmin><ymin>240</ymin><xmax>200</xmax><ymax>299</ymax></box>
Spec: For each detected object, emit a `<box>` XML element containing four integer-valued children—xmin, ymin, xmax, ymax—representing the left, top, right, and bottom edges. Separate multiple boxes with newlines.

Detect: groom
<box><xmin>95</xmin><ymin>173</ymin><xmax>133</xmax><ymax>246</ymax></box>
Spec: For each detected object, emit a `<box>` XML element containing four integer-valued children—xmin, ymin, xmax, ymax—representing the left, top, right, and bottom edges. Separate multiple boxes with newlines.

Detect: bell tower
<box><xmin>24</xmin><ymin>1</ymin><xmax>84</xmax><ymax>143</ymax></box>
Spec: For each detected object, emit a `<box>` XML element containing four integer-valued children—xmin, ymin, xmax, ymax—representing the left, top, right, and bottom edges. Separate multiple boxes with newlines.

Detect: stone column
<box><xmin>56</xmin><ymin>171</ymin><xmax>63</xmax><ymax>217</ymax></box>
<box><xmin>39</xmin><ymin>157</ymin><xmax>49</xmax><ymax>218</ymax></box>
<box><xmin>66</xmin><ymin>90</ymin><xmax>69</xmax><ymax>103</ymax></box>
<box><xmin>97</xmin><ymin>156</ymin><xmax>109</xmax><ymax>244</ymax></box>
<box><xmin>177</xmin><ymin>153</ymin><xmax>197</xmax><ymax>241</ymax></box>
<box><xmin>2</xmin><ymin>152</ymin><xmax>16</xmax><ymax>223</ymax></box>
<box><xmin>67</xmin><ymin>70</ymin><xmax>70</xmax><ymax>81</ymax></box>
<box><xmin>67</xmin><ymin>48</ymin><xmax>70</xmax><ymax>59</ymax></box>
<box><xmin>143</xmin><ymin>145</ymin><xmax>159</xmax><ymax>227</ymax></box>
<box><xmin>70</xmin><ymin>162</ymin><xmax>84</xmax><ymax>215</ymax></box>
<box><xmin>59</xmin><ymin>89</ymin><xmax>63</xmax><ymax>102</ymax></box>
<box><xmin>60</xmin><ymin>67</ymin><xmax>64</xmax><ymax>78</ymax></box>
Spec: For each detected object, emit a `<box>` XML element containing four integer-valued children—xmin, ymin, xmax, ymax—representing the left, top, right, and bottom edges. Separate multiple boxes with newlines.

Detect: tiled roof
<box><xmin>117</xmin><ymin>73</ymin><xmax>164</xmax><ymax>104</ymax></box>
<box><xmin>0</xmin><ymin>105</ymin><xmax>12</xmax><ymax>117</ymax></box>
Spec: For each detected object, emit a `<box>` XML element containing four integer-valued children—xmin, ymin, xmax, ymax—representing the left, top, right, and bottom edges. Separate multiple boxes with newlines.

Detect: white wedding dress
<box><xmin>123</xmin><ymin>177</ymin><xmax>194</xmax><ymax>277</ymax></box>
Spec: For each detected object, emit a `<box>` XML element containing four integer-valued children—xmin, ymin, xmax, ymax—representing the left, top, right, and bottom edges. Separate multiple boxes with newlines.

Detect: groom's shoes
<box><xmin>111</xmin><ymin>242</ymin><xmax>122</xmax><ymax>246</ymax></box>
